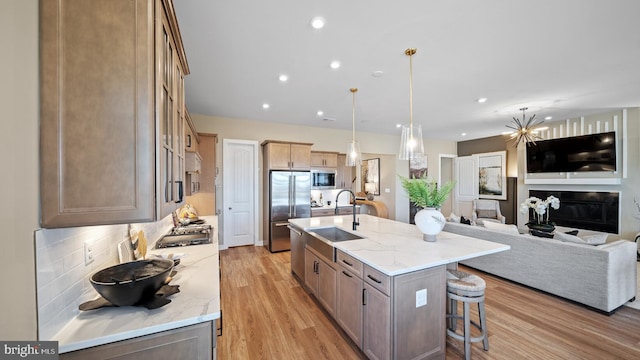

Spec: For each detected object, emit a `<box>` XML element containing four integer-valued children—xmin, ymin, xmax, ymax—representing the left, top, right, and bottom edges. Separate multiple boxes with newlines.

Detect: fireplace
<box><xmin>528</xmin><ymin>190</ymin><xmax>619</xmax><ymax>234</ymax></box>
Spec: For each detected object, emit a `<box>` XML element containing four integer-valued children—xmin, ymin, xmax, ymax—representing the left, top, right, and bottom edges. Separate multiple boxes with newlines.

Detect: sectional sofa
<box><xmin>444</xmin><ymin>222</ymin><xmax>637</xmax><ymax>313</ymax></box>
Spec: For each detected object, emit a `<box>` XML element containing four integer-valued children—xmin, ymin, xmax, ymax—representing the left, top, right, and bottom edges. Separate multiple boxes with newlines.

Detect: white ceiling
<box><xmin>173</xmin><ymin>0</ymin><xmax>640</xmax><ymax>142</ymax></box>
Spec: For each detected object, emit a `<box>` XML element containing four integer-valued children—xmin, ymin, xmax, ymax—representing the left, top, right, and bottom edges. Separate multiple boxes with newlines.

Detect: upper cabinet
<box><xmin>262</xmin><ymin>141</ymin><xmax>313</xmax><ymax>171</ymax></box>
<box><xmin>336</xmin><ymin>154</ymin><xmax>354</xmax><ymax>190</ymax></box>
<box><xmin>311</xmin><ymin>151</ymin><xmax>339</xmax><ymax>168</ymax></box>
<box><xmin>40</xmin><ymin>0</ymin><xmax>188</xmax><ymax>227</ymax></box>
<box><xmin>185</xmin><ymin>108</ymin><xmax>200</xmax><ymax>153</ymax></box>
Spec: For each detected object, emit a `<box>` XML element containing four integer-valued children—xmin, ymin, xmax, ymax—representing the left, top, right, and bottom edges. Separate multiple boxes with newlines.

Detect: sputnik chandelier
<box><xmin>506</xmin><ymin>107</ymin><xmax>544</xmax><ymax>147</ymax></box>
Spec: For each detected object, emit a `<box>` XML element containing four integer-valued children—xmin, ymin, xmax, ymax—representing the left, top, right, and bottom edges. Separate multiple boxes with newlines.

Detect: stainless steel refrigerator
<box><xmin>269</xmin><ymin>171</ymin><xmax>311</xmax><ymax>252</ymax></box>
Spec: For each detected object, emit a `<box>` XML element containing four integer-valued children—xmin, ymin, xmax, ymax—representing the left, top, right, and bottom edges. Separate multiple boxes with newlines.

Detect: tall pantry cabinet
<box><xmin>40</xmin><ymin>0</ymin><xmax>189</xmax><ymax>227</ymax></box>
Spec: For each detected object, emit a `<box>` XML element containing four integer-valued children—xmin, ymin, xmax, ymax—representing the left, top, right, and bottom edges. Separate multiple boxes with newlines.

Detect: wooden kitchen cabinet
<box><xmin>60</xmin><ymin>321</ymin><xmax>215</xmax><ymax>360</ymax></box>
<box><xmin>311</xmin><ymin>151</ymin><xmax>339</xmax><ymax>168</ymax></box>
<box><xmin>185</xmin><ymin>109</ymin><xmax>200</xmax><ymax>153</ymax></box>
<box><xmin>337</xmin><ymin>154</ymin><xmax>355</xmax><ymax>189</ymax></box>
<box><xmin>40</xmin><ymin>0</ymin><xmax>188</xmax><ymax>227</ymax></box>
<box><xmin>262</xmin><ymin>141</ymin><xmax>312</xmax><ymax>170</ymax></box>
<box><xmin>305</xmin><ymin>247</ymin><xmax>337</xmax><ymax>318</ymax></box>
<box><xmin>186</xmin><ymin>151</ymin><xmax>202</xmax><ymax>173</ymax></box>
<box><xmin>333</xmin><ymin>250</ymin><xmax>446</xmax><ymax>359</ymax></box>
<box><xmin>336</xmin><ymin>262</ymin><xmax>363</xmax><ymax>347</ymax></box>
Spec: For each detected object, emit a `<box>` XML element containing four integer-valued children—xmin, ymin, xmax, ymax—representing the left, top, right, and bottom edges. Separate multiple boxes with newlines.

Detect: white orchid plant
<box><xmin>520</xmin><ymin>195</ymin><xmax>560</xmax><ymax>224</ymax></box>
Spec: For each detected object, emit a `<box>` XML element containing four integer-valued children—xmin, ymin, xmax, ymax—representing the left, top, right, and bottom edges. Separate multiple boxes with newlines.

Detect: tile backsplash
<box><xmin>35</xmin><ymin>215</ymin><xmax>174</xmax><ymax>340</ymax></box>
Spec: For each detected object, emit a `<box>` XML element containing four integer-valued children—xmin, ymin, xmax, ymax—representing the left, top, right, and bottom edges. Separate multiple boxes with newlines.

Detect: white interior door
<box><xmin>454</xmin><ymin>155</ymin><xmax>478</xmax><ymax>217</ymax></box>
<box><xmin>439</xmin><ymin>154</ymin><xmax>456</xmax><ymax>216</ymax></box>
<box><xmin>223</xmin><ymin>139</ymin><xmax>259</xmax><ymax>247</ymax></box>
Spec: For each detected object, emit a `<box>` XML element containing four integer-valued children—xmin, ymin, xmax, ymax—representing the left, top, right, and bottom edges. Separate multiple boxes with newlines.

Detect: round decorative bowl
<box><xmin>90</xmin><ymin>259</ymin><xmax>174</xmax><ymax>306</ymax></box>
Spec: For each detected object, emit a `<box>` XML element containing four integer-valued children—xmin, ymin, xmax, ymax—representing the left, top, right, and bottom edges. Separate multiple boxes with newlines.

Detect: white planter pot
<box><xmin>414</xmin><ymin>208</ymin><xmax>446</xmax><ymax>242</ymax></box>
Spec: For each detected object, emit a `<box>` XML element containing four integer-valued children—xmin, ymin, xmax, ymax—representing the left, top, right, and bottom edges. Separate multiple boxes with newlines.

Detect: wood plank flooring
<box><xmin>217</xmin><ymin>245</ymin><xmax>640</xmax><ymax>359</ymax></box>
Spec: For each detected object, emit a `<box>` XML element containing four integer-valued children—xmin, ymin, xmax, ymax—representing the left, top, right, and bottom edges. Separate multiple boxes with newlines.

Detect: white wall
<box><xmin>1</xmin><ymin>0</ymin><xmax>39</xmax><ymax>340</ymax></box>
<box><xmin>191</xmin><ymin>114</ymin><xmax>457</xmax><ymax>242</ymax></box>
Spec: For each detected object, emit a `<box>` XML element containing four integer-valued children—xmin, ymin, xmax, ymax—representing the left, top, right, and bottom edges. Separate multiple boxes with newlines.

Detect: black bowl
<box><xmin>90</xmin><ymin>259</ymin><xmax>174</xmax><ymax>306</ymax></box>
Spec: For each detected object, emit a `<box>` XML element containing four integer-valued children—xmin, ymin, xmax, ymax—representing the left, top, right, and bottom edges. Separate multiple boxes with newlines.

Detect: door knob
<box><xmin>228</xmin><ymin>207</ymin><xmax>232</xmax><ymax>210</ymax></box>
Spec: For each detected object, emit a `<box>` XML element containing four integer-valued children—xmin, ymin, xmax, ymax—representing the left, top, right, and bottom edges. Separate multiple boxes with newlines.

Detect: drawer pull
<box><xmin>342</xmin><ymin>271</ymin><xmax>353</xmax><ymax>278</ymax></box>
<box><xmin>367</xmin><ymin>274</ymin><xmax>382</xmax><ymax>284</ymax></box>
<box><xmin>342</xmin><ymin>259</ymin><xmax>353</xmax><ymax>266</ymax></box>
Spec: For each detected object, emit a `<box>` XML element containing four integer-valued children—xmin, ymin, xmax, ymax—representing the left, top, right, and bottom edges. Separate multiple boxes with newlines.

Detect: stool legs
<box><xmin>446</xmin><ymin>290</ymin><xmax>489</xmax><ymax>360</ymax></box>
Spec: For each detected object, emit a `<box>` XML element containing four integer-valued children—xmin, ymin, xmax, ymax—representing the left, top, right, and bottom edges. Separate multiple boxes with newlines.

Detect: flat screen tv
<box><xmin>526</xmin><ymin>131</ymin><xmax>617</xmax><ymax>173</ymax></box>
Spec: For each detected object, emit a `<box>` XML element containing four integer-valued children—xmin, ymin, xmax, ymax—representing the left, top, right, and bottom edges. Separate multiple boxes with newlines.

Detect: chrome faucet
<box><xmin>335</xmin><ymin>189</ymin><xmax>359</xmax><ymax>230</ymax></box>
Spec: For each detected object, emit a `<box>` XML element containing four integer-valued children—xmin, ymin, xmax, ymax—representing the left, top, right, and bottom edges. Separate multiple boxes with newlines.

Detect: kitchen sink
<box><xmin>309</xmin><ymin>227</ymin><xmax>364</xmax><ymax>242</ymax></box>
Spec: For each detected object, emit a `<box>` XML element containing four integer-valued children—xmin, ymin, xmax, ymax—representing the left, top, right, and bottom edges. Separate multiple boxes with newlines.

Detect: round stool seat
<box><xmin>447</xmin><ymin>269</ymin><xmax>486</xmax><ymax>293</ymax></box>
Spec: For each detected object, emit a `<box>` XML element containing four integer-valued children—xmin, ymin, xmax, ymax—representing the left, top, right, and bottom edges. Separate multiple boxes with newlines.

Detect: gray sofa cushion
<box><xmin>554</xmin><ymin>232</ymin><xmax>607</xmax><ymax>245</ymax></box>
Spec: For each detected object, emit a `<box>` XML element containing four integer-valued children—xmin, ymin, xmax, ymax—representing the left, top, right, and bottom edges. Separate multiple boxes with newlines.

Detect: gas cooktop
<box><xmin>156</xmin><ymin>224</ymin><xmax>212</xmax><ymax>248</ymax></box>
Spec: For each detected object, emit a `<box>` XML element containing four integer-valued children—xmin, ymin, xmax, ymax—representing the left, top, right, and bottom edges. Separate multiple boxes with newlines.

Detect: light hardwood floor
<box><xmin>217</xmin><ymin>245</ymin><xmax>640</xmax><ymax>359</ymax></box>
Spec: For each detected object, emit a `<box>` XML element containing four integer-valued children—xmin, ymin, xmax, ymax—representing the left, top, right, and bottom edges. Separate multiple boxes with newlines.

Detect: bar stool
<box><xmin>446</xmin><ymin>269</ymin><xmax>489</xmax><ymax>360</ymax></box>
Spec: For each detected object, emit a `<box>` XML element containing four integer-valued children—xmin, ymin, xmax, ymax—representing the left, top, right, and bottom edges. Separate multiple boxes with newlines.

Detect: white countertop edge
<box><xmin>59</xmin><ymin>312</ymin><xmax>220</xmax><ymax>354</ymax></box>
<box><xmin>334</xmin><ymin>244</ymin><xmax>511</xmax><ymax>276</ymax></box>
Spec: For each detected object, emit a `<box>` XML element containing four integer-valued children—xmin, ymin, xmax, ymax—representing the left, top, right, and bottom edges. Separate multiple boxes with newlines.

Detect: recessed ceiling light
<box><xmin>544</xmin><ymin>116</ymin><xmax>552</xmax><ymax>120</ymax></box>
<box><xmin>310</xmin><ymin>16</ymin><xmax>325</xmax><ymax>29</ymax></box>
<box><xmin>262</xmin><ymin>103</ymin><xmax>270</xmax><ymax>109</ymax></box>
<box><xmin>278</xmin><ymin>74</ymin><xmax>288</xmax><ymax>82</ymax></box>
<box><xmin>330</xmin><ymin>61</ymin><xmax>341</xmax><ymax>69</ymax></box>
<box><xmin>396</xmin><ymin>124</ymin><xmax>402</xmax><ymax>128</ymax></box>
<box><xmin>461</xmin><ymin>133</ymin><xmax>467</xmax><ymax>136</ymax></box>
<box><xmin>372</xmin><ymin>70</ymin><xmax>384</xmax><ymax>77</ymax></box>
<box><xmin>477</xmin><ymin>98</ymin><xmax>488</xmax><ymax>103</ymax></box>
<box><xmin>317</xmin><ymin>110</ymin><xmax>324</xmax><ymax>116</ymax></box>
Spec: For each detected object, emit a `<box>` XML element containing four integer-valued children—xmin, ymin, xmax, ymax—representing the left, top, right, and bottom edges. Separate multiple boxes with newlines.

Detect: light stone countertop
<box><xmin>55</xmin><ymin>216</ymin><xmax>221</xmax><ymax>354</ymax></box>
<box><xmin>288</xmin><ymin>214</ymin><xmax>510</xmax><ymax>276</ymax></box>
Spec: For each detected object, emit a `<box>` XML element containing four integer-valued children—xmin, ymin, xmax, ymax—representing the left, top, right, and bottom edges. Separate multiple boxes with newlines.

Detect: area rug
<box><xmin>623</xmin><ymin>262</ymin><xmax>640</xmax><ymax>310</ymax></box>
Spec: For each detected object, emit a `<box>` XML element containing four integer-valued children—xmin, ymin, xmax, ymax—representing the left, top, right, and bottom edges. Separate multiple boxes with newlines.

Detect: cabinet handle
<box><xmin>362</xmin><ymin>288</ymin><xmax>367</xmax><ymax>306</ymax></box>
<box><xmin>314</xmin><ymin>261</ymin><xmax>319</xmax><ymax>274</ymax></box>
<box><xmin>342</xmin><ymin>259</ymin><xmax>353</xmax><ymax>267</ymax></box>
<box><xmin>175</xmin><ymin>181</ymin><xmax>183</xmax><ymax>203</ymax></box>
<box><xmin>367</xmin><ymin>275</ymin><xmax>382</xmax><ymax>284</ymax></box>
<box><xmin>342</xmin><ymin>270</ymin><xmax>352</xmax><ymax>278</ymax></box>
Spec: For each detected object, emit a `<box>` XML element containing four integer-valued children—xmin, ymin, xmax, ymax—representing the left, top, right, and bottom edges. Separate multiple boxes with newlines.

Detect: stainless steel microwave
<box><xmin>311</xmin><ymin>169</ymin><xmax>336</xmax><ymax>189</ymax></box>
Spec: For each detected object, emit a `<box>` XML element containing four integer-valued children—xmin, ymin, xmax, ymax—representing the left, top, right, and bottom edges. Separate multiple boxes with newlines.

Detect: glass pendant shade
<box><xmin>399</xmin><ymin>123</ymin><xmax>424</xmax><ymax>160</ymax></box>
<box><xmin>346</xmin><ymin>88</ymin><xmax>362</xmax><ymax>166</ymax></box>
<box><xmin>346</xmin><ymin>141</ymin><xmax>361</xmax><ymax>166</ymax></box>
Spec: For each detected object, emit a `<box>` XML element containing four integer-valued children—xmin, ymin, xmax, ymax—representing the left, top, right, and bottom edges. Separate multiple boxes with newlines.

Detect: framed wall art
<box><xmin>361</xmin><ymin>158</ymin><xmax>380</xmax><ymax>196</ymax></box>
<box><xmin>478</xmin><ymin>151</ymin><xmax>506</xmax><ymax>200</ymax></box>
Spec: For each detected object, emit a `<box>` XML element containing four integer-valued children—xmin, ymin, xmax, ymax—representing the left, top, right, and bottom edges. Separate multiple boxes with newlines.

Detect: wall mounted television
<box><xmin>526</xmin><ymin>131</ymin><xmax>617</xmax><ymax>173</ymax></box>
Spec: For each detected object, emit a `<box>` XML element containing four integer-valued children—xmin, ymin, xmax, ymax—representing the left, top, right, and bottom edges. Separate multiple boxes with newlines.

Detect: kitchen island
<box><xmin>288</xmin><ymin>214</ymin><xmax>509</xmax><ymax>360</ymax></box>
<box><xmin>55</xmin><ymin>216</ymin><xmax>220</xmax><ymax>359</ymax></box>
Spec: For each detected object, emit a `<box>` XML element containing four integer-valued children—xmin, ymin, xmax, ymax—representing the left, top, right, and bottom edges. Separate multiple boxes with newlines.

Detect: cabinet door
<box><xmin>157</xmin><ymin>6</ymin><xmax>183</xmax><ymax>218</ymax></box>
<box><xmin>267</xmin><ymin>143</ymin><xmax>293</xmax><ymax>170</ymax></box>
<box><xmin>290</xmin><ymin>144</ymin><xmax>311</xmax><ymax>170</ymax></box>
<box><xmin>363</xmin><ymin>283</ymin><xmax>391</xmax><ymax>360</ymax></box>
<box><xmin>311</xmin><ymin>152</ymin><xmax>325</xmax><ymax>167</ymax></box>
<box><xmin>317</xmin><ymin>260</ymin><xmax>337</xmax><ymax>318</ymax></box>
<box><xmin>336</xmin><ymin>268</ymin><xmax>363</xmax><ymax>347</ymax></box>
<box><xmin>304</xmin><ymin>249</ymin><xmax>318</xmax><ymax>296</ymax></box>
<box><xmin>40</xmin><ymin>0</ymin><xmax>155</xmax><ymax>227</ymax></box>
<box><xmin>324</xmin><ymin>153</ymin><xmax>338</xmax><ymax>168</ymax></box>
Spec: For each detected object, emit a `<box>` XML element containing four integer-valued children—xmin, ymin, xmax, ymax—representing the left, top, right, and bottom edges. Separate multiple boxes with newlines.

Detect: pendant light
<box><xmin>398</xmin><ymin>48</ymin><xmax>424</xmax><ymax>161</ymax></box>
<box><xmin>506</xmin><ymin>107</ymin><xmax>544</xmax><ymax>147</ymax></box>
<box><xmin>346</xmin><ymin>88</ymin><xmax>362</xmax><ymax>166</ymax></box>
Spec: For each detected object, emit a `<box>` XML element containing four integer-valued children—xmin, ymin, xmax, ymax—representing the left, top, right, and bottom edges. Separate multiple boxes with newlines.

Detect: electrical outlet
<box><xmin>84</xmin><ymin>241</ymin><xmax>94</xmax><ymax>265</ymax></box>
<box><xmin>385</xmin><ymin>188</ymin><xmax>391</xmax><ymax>193</ymax></box>
<box><xmin>416</xmin><ymin>289</ymin><xmax>427</xmax><ymax>307</ymax></box>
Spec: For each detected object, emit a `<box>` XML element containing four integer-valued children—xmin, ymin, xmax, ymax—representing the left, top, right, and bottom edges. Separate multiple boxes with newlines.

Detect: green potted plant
<box><xmin>399</xmin><ymin>175</ymin><xmax>455</xmax><ymax>241</ymax></box>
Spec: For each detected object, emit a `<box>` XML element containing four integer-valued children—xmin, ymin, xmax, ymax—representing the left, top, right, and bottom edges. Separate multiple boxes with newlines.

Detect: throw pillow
<box><xmin>554</xmin><ymin>232</ymin><xmax>607</xmax><ymax>245</ymax></box>
<box><xmin>460</xmin><ymin>216</ymin><xmax>471</xmax><ymax>225</ymax></box>
<box><xmin>483</xmin><ymin>221</ymin><xmax>520</xmax><ymax>235</ymax></box>
<box><xmin>448</xmin><ymin>213</ymin><xmax>461</xmax><ymax>223</ymax></box>
<box><xmin>476</xmin><ymin>209</ymin><xmax>497</xmax><ymax>219</ymax></box>
<box><xmin>530</xmin><ymin>229</ymin><xmax>554</xmax><ymax>238</ymax></box>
